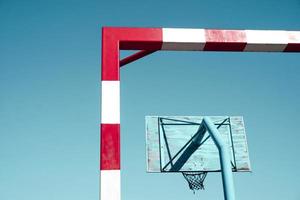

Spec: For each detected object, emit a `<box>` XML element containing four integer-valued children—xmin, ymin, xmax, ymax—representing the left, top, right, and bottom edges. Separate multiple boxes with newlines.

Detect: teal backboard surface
<box><xmin>146</xmin><ymin>116</ymin><xmax>251</xmax><ymax>173</ymax></box>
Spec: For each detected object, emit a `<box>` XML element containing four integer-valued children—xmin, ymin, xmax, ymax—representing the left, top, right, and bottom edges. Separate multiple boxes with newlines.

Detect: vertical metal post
<box><xmin>203</xmin><ymin>117</ymin><xmax>236</xmax><ymax>200</ymax></box>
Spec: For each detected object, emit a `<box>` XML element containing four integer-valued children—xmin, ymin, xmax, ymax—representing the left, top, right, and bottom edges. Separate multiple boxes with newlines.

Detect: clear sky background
<box><xmin>1</xmin><ymin>0</ymin><xmax>300</xmax><ymax>200</ymax></box>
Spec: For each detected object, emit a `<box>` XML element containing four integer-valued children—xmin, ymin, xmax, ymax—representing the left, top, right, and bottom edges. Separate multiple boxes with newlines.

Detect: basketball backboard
<box><xmin>146</xmin><ymin>116</ymin><xmax>251</xmax><ymax>173</ymax></box>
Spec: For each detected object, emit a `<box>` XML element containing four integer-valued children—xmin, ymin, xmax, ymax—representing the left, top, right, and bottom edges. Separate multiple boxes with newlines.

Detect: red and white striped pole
<box><xmin>100</xmin><ymin>27</ymin><xmax>162</xmax><ymax>200</ymax></box>
<box><xmin>101</xmin><ymin>28</ymin><xmax>121</xmax><ymax>200</ymax></box>
<box><xmin>100</xmin><ymin>27</ymin><xmax>300</xmax><ymax>200</ymax></box>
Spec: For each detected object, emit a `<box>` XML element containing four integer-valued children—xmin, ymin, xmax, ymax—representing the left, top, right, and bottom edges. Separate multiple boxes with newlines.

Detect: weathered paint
<box><xmin>146</xmin><ymin>116</ymin><xmax>251</xmax><ymax>172</ymax></box>
<box><xmin>101</xmin><ymin>124</ymin><xmax>120</xmax><ymax>170</ymax></box>
<box><xmin>204</xmin><ymin>29</ymin><xmax>247</xmax><ymax>51</ymax></box>
<box><xmin>160</xmin><ymin>28</ymin><xmax>300</xmax><ymax>52</ymax></box>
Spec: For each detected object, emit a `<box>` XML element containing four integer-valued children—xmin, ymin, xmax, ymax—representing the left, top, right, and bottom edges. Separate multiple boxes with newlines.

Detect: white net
<box><xmin>182</xmin><ymin>172</ymin><xmax>208</xmax><ymax>192</ymax></box>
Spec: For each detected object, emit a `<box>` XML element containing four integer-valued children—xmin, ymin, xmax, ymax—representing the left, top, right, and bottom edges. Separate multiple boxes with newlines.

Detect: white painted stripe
<box><xmin>162</xmin><ymin>28</ymin><xmax>205</xmax><ymax>50</ymax></box>
<box><xmin>244</xmin><ymin>30</ymin><xmax>288</xmax><ymax>52</ymax></box>
<box><xmin>101</xmin><ymin>170</ymin><xmax>120</xmax><ymax>200</ymax></box>
<box><xmin>101</xmin><ymin>81</ymin><xmax>120</xmax><ymax>124</ymax></box>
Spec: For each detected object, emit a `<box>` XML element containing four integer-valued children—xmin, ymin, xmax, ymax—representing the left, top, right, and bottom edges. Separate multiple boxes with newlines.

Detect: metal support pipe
<box><xmin>203</xmin><ymin>117</ymin><xmax>236</xmax><ymax>200</ymax></box>
<box><xmin>119</xmin><ymin>50</ymin><xmax>157</xmax><ymax>67</ymax></box>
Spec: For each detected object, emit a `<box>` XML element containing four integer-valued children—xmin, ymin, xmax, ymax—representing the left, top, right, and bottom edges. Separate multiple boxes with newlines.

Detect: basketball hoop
<box><xmin>182</xmin><ymin>171</ymin><xmax>208</xmax><ymax>192</ymax></box>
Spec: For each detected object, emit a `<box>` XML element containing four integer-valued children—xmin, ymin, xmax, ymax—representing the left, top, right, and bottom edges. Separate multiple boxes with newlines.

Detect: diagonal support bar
<box><xmin>120</xmin><ymin>50</ymin><xmax>157</xmax><ymax>67</ymax></box>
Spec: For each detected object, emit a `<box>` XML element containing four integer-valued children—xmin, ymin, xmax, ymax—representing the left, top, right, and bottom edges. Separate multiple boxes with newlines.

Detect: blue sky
<box><xmin>1</xmin><ymin>0</ymin><xmax>300</xmax><ymax>200</ymax></box>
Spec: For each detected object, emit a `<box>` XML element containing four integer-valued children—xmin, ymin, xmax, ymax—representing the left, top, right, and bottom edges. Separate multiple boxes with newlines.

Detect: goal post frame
<box><xmin>100</xmin><ymin>27</ymin><xmax>300</xmax><ymax>200</ymax></box>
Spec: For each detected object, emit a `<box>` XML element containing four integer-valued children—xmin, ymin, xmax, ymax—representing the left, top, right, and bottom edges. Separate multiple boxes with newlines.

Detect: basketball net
<box><xmin>182</xmin><ymin>172</ymin><xmax>208</xmax><ymax>192</ymax></box>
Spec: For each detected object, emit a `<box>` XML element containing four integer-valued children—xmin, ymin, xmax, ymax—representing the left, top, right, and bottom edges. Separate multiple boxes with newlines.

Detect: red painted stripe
<box><xmin>102</xmin><ymin>28</ymin><xmax>120</xmax><ymax>81</ymax></box>
<box><xmin>204</xmin><ymin>29</ymin><xmax>247</xmax><ymax>51</ymax></box>
<box><xmin>284</xmin><ymin>43</ymin><xmax>300</xmax><ymax>52</ymax></box>
<box><xmin>100</xmin><ymin>124</ymin><xmax>120</xmax><ymax>170</ymax></box>
<box><xmin>118</xmin><ymin>28</ymin><xmax>163</xmax><ymax>50</ymax></box>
